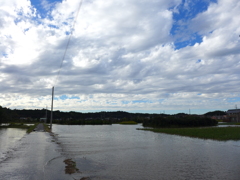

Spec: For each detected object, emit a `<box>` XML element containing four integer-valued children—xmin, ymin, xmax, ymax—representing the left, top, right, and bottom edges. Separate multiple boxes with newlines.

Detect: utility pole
<box><xmin>50</xmin><ymin>86</ymin><xmax>54</xmax><ymax>129</ymax></box>
<box><xmin>45</xmin><ymin>105</ymin><xmax>48</xmax><ymax>123</ymax></box>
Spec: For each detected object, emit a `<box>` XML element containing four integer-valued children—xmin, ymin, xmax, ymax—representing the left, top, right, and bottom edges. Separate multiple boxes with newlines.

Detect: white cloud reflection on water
<box><xmin>53</xmin><ymin>124</ymin><xmax>240</xmax><ymax>180</ymax></box>
<box><xmin>0</xmin><ymin>128</ymin><xmax>26</xmax><ymax>161</ymax></box>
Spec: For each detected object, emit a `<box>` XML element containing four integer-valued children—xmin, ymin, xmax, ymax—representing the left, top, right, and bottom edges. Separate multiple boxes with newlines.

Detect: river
<box><xmin>52</xmin><ymin>124</ymin><xmax>240</xmax><ymax>180</ymax></box>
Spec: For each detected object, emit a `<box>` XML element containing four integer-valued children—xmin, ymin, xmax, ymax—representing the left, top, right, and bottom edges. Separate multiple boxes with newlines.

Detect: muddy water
<box><xmin>52</xmin><ymin>124</ymin><xmax>240</xmax><ymax>180</ymax></box>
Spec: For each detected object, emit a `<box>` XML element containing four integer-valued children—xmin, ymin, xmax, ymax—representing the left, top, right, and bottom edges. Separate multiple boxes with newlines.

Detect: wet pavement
<box><xmin>34</xmin><ymin>124</ymin><xmax>45</xmax><ymax>132</ymax></box>
<box><xmin>0</xmin><ymin>124</ymin><xmax>77</xmax><ymax>180</ymax></box>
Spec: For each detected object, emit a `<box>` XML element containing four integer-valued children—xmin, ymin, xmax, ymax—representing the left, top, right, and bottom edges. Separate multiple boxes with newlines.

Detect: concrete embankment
<box><xmin>0</xmin><ymin>124</ymin><xmax>72</xmax><ymax>180</ymax></box>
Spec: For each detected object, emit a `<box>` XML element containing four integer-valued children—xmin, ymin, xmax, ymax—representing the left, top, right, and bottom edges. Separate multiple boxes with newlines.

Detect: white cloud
<box><xmin>0</xmin><ymin>0</ymin><xmax>240</xmax><ymax>113</ymax></box>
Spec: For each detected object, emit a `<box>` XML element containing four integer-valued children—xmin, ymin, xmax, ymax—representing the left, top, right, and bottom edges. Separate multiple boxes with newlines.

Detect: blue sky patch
<box><xmin>1</xmin><ymin>53</ymin><xmax>8</xmax><ymax>58</ymax></box>
<box><xmin>106</xmin><ymin>101</ymin><xmax>117</xmax><ymax>105</ymax></box>
<box><xmin>30</xmin><ymin>0</ymin><xmax>62</xmax><ymax>18</ymax></box>
<box><xmin>132</xmin><ymin>100</ymin><xmax>153</xmax><ymax>104</ymax></box>
<box><xmin>122</xmin><ymin>101</ymin><xmax>130</xmax><ymax>104</ymax></box>
<box><xmin>59</xmin><ymin>95</ymin><xmax>80</xmax><ymax>100</ymax></box>
<box><xmin>65</xmin><ymin>31</ymin><xmax>71</xmax><ymax>35</ymax></box>
<box><xmin>77</xmin><ymin>100</ymin><xmax>87</xmax><ymax>103</ymax></box>
<box><xmin>59</xmin><ymin>95</ymin><xmax>68</xmax><ymax>100</ymax></box>
<box><xmin>174</xmin><ymin>33</ymin><xmax>203</xmax><ymax>49</ymax></box>
<box><xmin>69</xmin><ymin>96</ymin><xmax>80</xmax><ymax>100</ymax></box>
<box><xmin>14</xmin><ymin>18</ymin><xmax>22</xmax><ymax>25</ymax></box>
<box><xmin>158</xmin><ymin>99</ymin><xmax>165</xmax><ymax>103</ymax></box>
<box><xmin>227</xmin><ymin>97</ymin><xmax>240</xmax><ymax>103</ymax></box>
<box><xmin>196</xmin><ymin>59</ymin><xmax>202</xmax><ymax>63</ymax></box>
<box><xmin>171</xmin><ymin>0</ymin><xmax>217</xmax><ymax>49</ymax></box>
<box><xmin>48</xmin><ymin>24</ymin><xmax>59</xmax><ymax>29</ymax></box>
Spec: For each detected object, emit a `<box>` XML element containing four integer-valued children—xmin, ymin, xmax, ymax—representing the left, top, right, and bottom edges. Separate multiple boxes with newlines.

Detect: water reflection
<box><xmin>53</xmin><ymin>124</ymin><xmax>240</xmax><ymax>180</ymax></box>
<box><xmin>0</xmin><ymin>128</ymin><xmax>26</xmax><ymax>161</ymax></box>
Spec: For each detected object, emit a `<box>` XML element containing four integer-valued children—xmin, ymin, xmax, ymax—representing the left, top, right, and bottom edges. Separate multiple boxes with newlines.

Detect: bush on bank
<box><xmin>143</xmin><ymin>116</ymin><xmax>218</xmax><ymax>128</ymax></box>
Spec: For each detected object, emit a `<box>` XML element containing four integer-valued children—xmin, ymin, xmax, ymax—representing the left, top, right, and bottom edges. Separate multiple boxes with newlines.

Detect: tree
<box><xmin>0</xmin><ymin>106</ymin><xmax>11</xmax><ymax>124</ymax></box>
<box><xmin>0</xmin><ymin>106</ymin><xmax>5</xmax><ymax>124</ymax></box>
<box><xmin>204</xmin><ymin>110</ymin><xmax>226</xmax><ymax>116</ymax></box>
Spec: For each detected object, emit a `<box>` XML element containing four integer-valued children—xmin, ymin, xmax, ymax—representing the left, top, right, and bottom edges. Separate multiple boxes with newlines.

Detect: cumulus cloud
<box><xmin>0</xmin><ymin>0</ymin><xmax>240</xmax><ymax>113</ymax></box>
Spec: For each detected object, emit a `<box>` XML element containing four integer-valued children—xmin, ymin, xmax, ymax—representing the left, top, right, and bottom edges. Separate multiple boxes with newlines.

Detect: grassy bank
<box><xmin>0</xmin><ymin>123</ymin><xmax>38</xmax><ymax>133</ymax></box>
<box><xmin>43</xmin><ymin>124</ymin><xmax>51</xmax><ymax>132</ymax></box>
<box><xmin>26</xmin><ymin>123</ymin><xmax>38</xmax><ymax>133</ymax></box>
<box><xmin>139</xmin><ymin>127</ymin><xmax>240</xmax><ymax>141</ymax></box>
<box><xmin>119</xmin><ymin>121</ymin><xmax>138</xmax><ymax>125</ymax></box>
<box><xmin>218</xmin><ymin>122</ymin><xmax>240</xmax><ymax>125</ymax></box>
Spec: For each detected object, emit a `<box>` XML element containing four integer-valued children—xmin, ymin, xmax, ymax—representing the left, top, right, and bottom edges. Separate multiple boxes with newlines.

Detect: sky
<box><xmin>0</xmin><ymin>0</ymin><xmax>240</xmax><ymax>114</ymax></box>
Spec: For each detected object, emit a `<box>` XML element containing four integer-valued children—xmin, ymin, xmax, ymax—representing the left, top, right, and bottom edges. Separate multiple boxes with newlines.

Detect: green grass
<box><xmin>4</xmin><ymin>123</ymin><xmax>30</xmax><ymax>129</ymax></box>
<box><xmin>0</xmin><ymin>123</ymin><xmax>39</xmax><ymax>133</ymax></box>
<box><xmin>26</xmin><ymin>123</ymin><xmax>38</xmax><ymax>133</ymax></box>
<box><xmin>218</xmin><ymin>122</ymin><xmax>240</xmax><ymax>125</ymax></box>
<box><xmin>43</xmin><ymin>124</ymin><xmax>51</xmax><ymax>132</ymax></box>
<box><xmin>119</xmin><ymin>121</ymin><xmax>138</xmax><ymax>125</ymax></box>
<box><xmin>139</xmin><ymin>127</ymin><xmax>240</xmax><ymax>141</ymax></box>
<box><xmin>0</xmin><ymin>123</ymin><xmax>53</xmax><ymax>133</ymax></box>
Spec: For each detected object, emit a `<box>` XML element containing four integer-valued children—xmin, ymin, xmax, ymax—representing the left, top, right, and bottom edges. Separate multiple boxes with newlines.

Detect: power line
<box><xmin>50</xmin><ymin>1</ymin><xmax>83</xmax><ymax>129</ymax></box>
<box><xmin>55</xmin><ymin>0</ymin><xmax>83</xmax><ymax>86</ymax></box>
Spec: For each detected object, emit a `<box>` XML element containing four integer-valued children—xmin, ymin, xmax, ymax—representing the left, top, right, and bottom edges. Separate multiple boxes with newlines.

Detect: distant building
<box><xmin>211</xmin><ymin>115</ymin><xmax>228</xmax><ymax>121</ymax></box>
<box><xmin>20</xmin><ymin>117</ymin><xmax>33</xmax><ymax>121</ymax></box>
<box><xmin>40</xmin><ymin>118</ymin><xmax>47</xmax><ymax>123</ymax></box>
<box><xmin>226</xmin><ymin>109</ymin><xmax>240</xmax><ymax>122</ymax></box>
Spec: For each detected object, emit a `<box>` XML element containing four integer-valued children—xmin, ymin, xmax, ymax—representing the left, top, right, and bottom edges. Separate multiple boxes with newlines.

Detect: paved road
<box><xmin>34</xmin><ymin>123</ymin><xmax>45</xmax><ymax>132</ymax></box>
<box><xmin>0</xmin><ymin>124</ymin><xmax>71</xmax><ymax>180</ymax></box>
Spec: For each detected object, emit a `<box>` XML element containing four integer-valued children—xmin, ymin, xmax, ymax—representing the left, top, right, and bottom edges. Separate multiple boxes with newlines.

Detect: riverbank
<box><xmin>119</xmin><ymin>121</ymin><xmax>138</xmax><ymax>124</ymax></box>
<box><xmin>138</xmin><ymin>126</ymin><xmax>240</xmax><ymax>141</ymax></box>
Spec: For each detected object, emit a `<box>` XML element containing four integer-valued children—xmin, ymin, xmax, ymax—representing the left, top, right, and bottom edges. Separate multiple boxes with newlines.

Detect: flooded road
<box><xmin>53</xmin><ymin>124</ymin><xmax>240</xmax><ymax>180</ymax></box>
<box><xmin>0</xmin><ymin>126</ymin><xmax>74</xmax><ymax>180</ymax></box>
<box><xmin>0</xmin><ymin>128</ymin><xmax>26</xmax><ymax>161</ymax></box>
<box><xmin>1</xmin><ymin>124</ymin><xmax>240</xmax><ymax>180</ymax></box>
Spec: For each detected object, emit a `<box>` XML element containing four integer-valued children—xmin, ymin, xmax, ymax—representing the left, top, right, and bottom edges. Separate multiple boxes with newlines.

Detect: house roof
<box><xmin>226</xmin><ymin>109</ymin><xmax>240</xmax><ymax>114</ymax></box>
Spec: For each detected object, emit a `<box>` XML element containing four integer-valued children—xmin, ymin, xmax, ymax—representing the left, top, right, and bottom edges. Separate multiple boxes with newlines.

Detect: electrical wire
<box><xmin>55</xmin><ymin>0</ymin><xmax>83</xmax><ymax>86</ymax></box>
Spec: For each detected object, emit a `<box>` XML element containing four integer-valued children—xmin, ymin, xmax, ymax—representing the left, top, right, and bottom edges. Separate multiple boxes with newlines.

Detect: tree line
<box><xmin>0</xmin><ymin>105</ymin><xmax>223</xmax><ymax>126</ymax></box>
<box><xmin>0</xmin><ymin>106</ymin><xmax>155</xmax><ymax>124</ymax></box>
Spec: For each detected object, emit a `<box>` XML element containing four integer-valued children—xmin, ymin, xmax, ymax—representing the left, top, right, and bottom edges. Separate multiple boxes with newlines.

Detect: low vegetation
<box><xmin>43</xmin><ymin>124</ymin><xmax>51</xmax><ymax>132</ymax></box>
<box><xmin>8</xmin><ymin>123</ymin><xmax>30</xmax><ymax>129</ymax></box>
<box><xmin>139</xmin><ymin>127</ymin><xmax>240</xmax><ymax>141</ymax></box>
<box><xmin>26</xmin><ymin>123</ymin><xmax>38</xmax><ymax>133</ymax></box>
<box><xmin>0</xmin><ymin>123</ymin><xmax>38</xmax><ymax>133</ymax></box>
<box><xmin>143</xmin><ymin>116</ymin><xmax>218</xmax><ymax>128</ymax></box>
<box><xmin>218</xmin><ymin>122</ymin><xmax>240</xmax><ymax>125</ymax></box>
<box><xmin>64</xmin><ymin>159</ymin><xmax>79</xmax><ymax>174</ymax></box>
<box><xmin>55</xmin><ymin>119</ymin><xmax>113</xmax><ymax>125</ymax></box>
<box><xmin>119</xmin><ymin>121</ymin><xmax>138</xmax><ymax>124</ymax></box>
